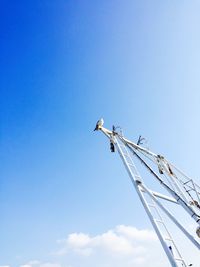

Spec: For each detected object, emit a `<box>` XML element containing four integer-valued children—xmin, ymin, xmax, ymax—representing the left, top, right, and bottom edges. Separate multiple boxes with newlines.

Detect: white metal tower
<box><xmin>95</xmin><ymin>119</ymin><xmax>200</xmax><ymax>267</ymax></box>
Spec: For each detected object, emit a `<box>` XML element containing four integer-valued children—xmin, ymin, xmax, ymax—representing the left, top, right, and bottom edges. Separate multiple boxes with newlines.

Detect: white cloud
<box><xmin>116</xmin><ymin>225</ymin><xmax>157</xmax><ymax>242</ymax></box>
<box><xmin>26</xmin><ymin>261</ymin><xmax>40</xmax><ymax>265</ymax></box>
<box><xmin>68</xmin><ymin>233</ymin><xmax>91</xmax><ymax>248</ymax></box>
<box><xmin>39</xmin><ymin>264</ymin><xmax>61</xmax><ymax>267</ymax></box>
<box><xmin>54</xmin><ymin>225</ymin><xmax>168</xmax><ymax>267</ymax></box>
<box><xmin>56</xmin><ymin>225</ymin><xmax>157</xmax><ymax>257</ymax></box>
<box><xmin>20</xmin><ymin>262</ymin><xmax>61</xmax><ymax>267</ymax></box>
<box><xmin>3</xmin><ymin>224</ymin><xmax>199</xmax><ymax>267</ymax></box>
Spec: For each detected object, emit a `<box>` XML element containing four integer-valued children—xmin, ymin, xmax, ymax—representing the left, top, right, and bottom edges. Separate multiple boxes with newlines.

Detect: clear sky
<box><xmin>1</xmin><ymin>1</ymin><xmax>200</xmax><ymax>267</ymax></box>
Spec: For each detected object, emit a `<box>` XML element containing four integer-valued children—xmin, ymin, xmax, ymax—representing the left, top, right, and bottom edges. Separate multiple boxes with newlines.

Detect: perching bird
<box><xmin>94</xmin><ymin>118</ymin><xmax>104</xmax><ymax>131</ymax></box>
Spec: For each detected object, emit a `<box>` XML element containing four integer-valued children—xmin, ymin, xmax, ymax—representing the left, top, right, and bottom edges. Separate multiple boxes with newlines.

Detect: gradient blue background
<box><xmin>1</xmin><ymin>0</ymin><xmax>200</xmax><ymax>265</ymax></box>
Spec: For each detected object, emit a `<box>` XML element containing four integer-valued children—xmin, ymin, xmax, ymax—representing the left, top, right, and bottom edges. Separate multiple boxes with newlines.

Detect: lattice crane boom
<box><xmin>95</xmin><ymin>120</ymin><xmax>200</xmax><ymax>267</ymax></box>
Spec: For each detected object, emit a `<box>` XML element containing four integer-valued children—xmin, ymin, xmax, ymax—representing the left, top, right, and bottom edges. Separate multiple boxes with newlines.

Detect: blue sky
<box><xmin>1</xmin><ymin>1</ymin><xmax>200</xmax><ymax>266</ymax></box>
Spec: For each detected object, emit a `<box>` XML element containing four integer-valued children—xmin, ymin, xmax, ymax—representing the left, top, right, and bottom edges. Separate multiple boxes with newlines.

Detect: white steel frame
<box><xmin>97</xmin><ymin>124</ymin><xmax>200</xmax><ymax>267</ymax></box>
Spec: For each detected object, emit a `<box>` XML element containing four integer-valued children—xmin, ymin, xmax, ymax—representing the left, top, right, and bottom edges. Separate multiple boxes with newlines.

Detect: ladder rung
<box><xmin>126</xmin><ymin>162</ymin><xmax>133</xmax><ymax>166</ymax></box>
<box><xmin>183</xmin><ymin>180</ymin><xmax>192</xmax><ymax>185</ymax></box>
<box><xmin>155</xmin><ymin>219</ymin><xmax>164</xmax><ymax>224</ymax></box>
<box><xmin>124</xmin><ymin>157</ymin><xmax>132</xmax><ymax>162</ymax></box>
<box><xmin>148</xmin><ymin>204</ymin><xmax>156</xmax><ymax>208</ymax></box>
<box><xmin>174</xmin><ymin>258</ymin><xmax>184</xmax><ymax>262</ymax></box>
<box><xmin>164</xmin><ymin>237</ymin><xmax>173</xmax><ymax>242</ymax></box>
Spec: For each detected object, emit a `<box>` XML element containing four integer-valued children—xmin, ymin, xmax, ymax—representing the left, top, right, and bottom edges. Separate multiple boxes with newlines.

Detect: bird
<box><xmin>94</xmin><ymin>118</ymin><xmax>104</xmax><ymax>131</ymax></box>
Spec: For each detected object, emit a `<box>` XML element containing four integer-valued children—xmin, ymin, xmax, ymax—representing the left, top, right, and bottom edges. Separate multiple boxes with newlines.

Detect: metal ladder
<box><xmin>147</xmin><ymin>197</ymin><xmax>187</xmax><ymax>267</ymax></box>
<box><xmin>114</xmin><ymin>136</ymin><xmax>187</xmax><ymax>267</ymax></box>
